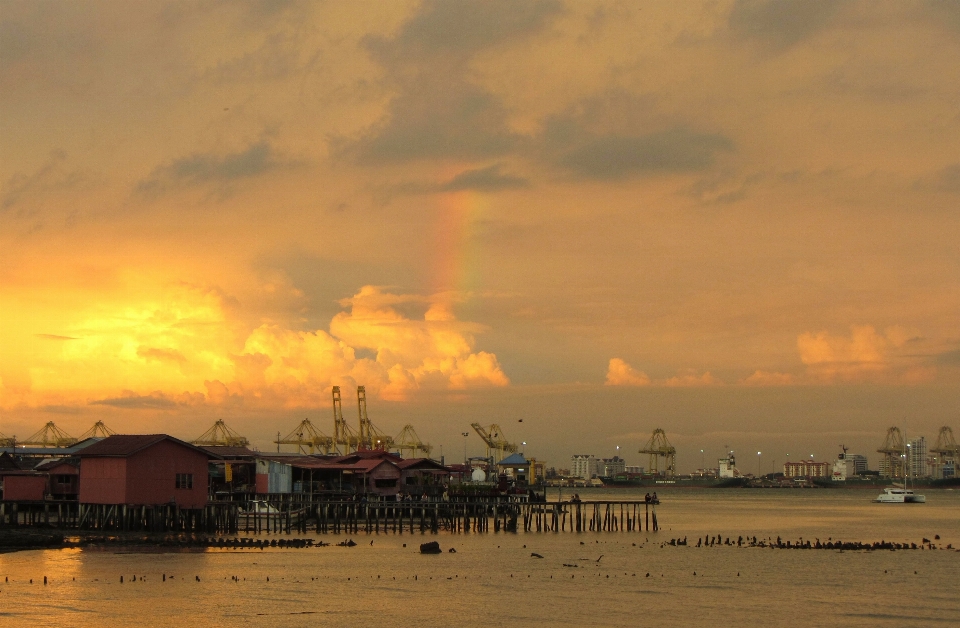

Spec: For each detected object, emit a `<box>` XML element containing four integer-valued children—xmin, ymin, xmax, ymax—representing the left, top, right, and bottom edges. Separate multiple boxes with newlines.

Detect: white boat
<box><xmin>874</xmin><ymin>487</ymin><xmax>925</xmax><ymax>503</ymax></box>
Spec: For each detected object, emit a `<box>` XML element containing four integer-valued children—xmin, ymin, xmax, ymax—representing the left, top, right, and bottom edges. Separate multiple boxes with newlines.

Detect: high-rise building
<box><xmin>907</xmin><ymin>437</ymin><xmax>928</xmax><ymax>478</ymax></box>
<box><xmin>571</xmin><ymin>454</ymin><xmax>601</xmax><ymax>479</ymax></box>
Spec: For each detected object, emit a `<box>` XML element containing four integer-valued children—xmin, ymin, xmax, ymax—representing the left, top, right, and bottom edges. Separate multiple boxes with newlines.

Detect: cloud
<box><xmin>350</xmin><ymin>0</ymin><xmax>561</xmax><ymax>165</ymax></box>
<box><xmin>364</xmin><ymin>0</ymin><xmax>562</xmax><ymax>64</ymax></box>
<box><xmin>137</xmin><ymin>346</ymin><xmax>187</xmax><ymax>365</ymax></box>
<box><xmin>35</xmin><ymin>334</ymin><xmax>79</xmax><ymax>341</ymax></box>
<box><xmin>605</xmin><ymin>358</ymin><xmax>651</xmax><ymax>386</ymax></box>
<box><xmin>136</xmin><ymin>141</ymin><xmax>295</xmax><ymax>196</ymax></box>
<box><xmin>728</xmin><ymin>0</ymin><xmax>839</xmax><ymax>50</ymax></box>
<box><xmin>554</xmin><ymin>127</ymin><xmax>733</xmax><ymax>179</ymax></box>
<box><xmin>605</xmin><ymin>360</ymin><xmax>720</xmax><ymax>387</ymax></box>
<box><xmin>392</xmin><ymin>164</ymin><xmax>529</xmax><ymax>195</ymax></box>
<box><xmin>1</xmin><ymin>151</ymin><xmax>87</xmax><ymax>211</ymax></box>
<box><xmin>740</xmin><ymin>370</ymin><xmax>795</xmax><ymax>386</ymax></box>
<box><xmin>925</xmin><ymin>164</ymin><xmax>960</xmax><ymax>193</ymax></box>
<box><xmin>90</xmin><ymin>391</ymin><xmax>181</xmax><ymax>410</ymax></box>
<box><xmin>663</xmin><ymin>370</ymin><xmax>722</xmax><ymax>387</ymax></box>
<box><xmin>796</xmin><ymin>325</ymin><xmax>925</xmax><ymax>382</ymax></box>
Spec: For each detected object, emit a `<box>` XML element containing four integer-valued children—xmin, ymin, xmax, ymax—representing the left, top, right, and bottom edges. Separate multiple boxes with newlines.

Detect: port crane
<box><xmin>21</xmin><ymin>422</ymin><xmax>78</xmax><ymax>448</ymax></box>
<box><xmin>357</xmin><ymin>385</ymin><xmax>393</xmax><ymax>450</ymax></box>
<box><xmin>192</xmin><ymin>419</ymin><xmax>250</xmax><ymax>448</ymax></box>
<box><xmin>930</xmin><ymin>426</ymin><xmax>959</xmax><ymax>477</ymax></box>
<box><xmin>639</xmin><ymin>428</ymin><xmax>676</xmax><ymax>477</ymax></box>
<box><xmin>331</xmin><ymin>386</ymin><xmax>360</xmax><ymax>454</ymax></box>
<box><xmin>393</xmin><ymin>424</ymin><xmax>432</xmax><ymax>458</ymax></box>
<box><xmin>0</xmin><ymin>432</ymin><xmax>14</xmax><ymax>448</ymax></box>
<box><xmin>876</xmin><ymin>427</ymin><xmax>905</xmax><ymax>478</ymax></box>
<box><xmin>78</xmin><ymin>420</ymin><xmax>116</xmax><ymax>440</ymax></box>
<box><xmin>470</xmin><ymin>423</ymin><xmax>517</xmax><ymax>464</ymax></box>
<box><xmin>274</xmin><ymin>418</ymin><xmax>335</xmax><ymax>455</ymax></box>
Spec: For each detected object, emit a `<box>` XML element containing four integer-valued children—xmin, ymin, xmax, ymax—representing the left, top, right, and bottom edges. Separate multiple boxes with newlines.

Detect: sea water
<box><xmin>2</xmin><ymin>488</ymin><xmax>958</xmax><ymax>627</ymax></box>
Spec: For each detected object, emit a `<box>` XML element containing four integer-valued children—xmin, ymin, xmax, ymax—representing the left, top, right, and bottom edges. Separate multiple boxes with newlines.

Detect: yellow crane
<box><xmin>877</xmin><ymin>427</ymin><xmax>905</xmax><ymax>478</ymax></box>
<box><xmin>21</xmin><ymin>421</ymin><xmax>78</xmax><ymax>447</ymax></box>
<box><xmin>393</xmin><ymin>424</ymin><xmax>432</xmax><ymax>458</ymax></box>
<box><xmin>0</xmin><ymin>432</ymin><xmax>15</xmax><ymax>448</ymax></box>
<box><xmin>639</xmin><ymin>428</ymin><xmax>676</xmax><ymax>477</ymax></box>
<box><xmin>470</xmin><ymin>423</ymin><xmax>517</xmax><ymax>464</ymax></box>
<box><xmin>930</xmin><ymin>426</ymin><xmax>958</xmax><ymax>478</ymax></box>
<box><xmin>357</xmin><ymin>385</ymin><xmax>394</xmax><ymax>450</ymax></box>
<box><xmin>192</xmin><ymin>419</ymin><xmax>250</xmax><ymax>448</ymax></box>
<box><xmin>331</xmin><ymin>386</ymin><xmax>360</xmax><ymax>454</ymax></box>
<box><xmin>78</xmin><ymin>420</ymin><xmax>116</xmax><ymax>440</ymax></box>
<box><xmin>274</xmin><ymin>418</ymin><xmax>335</xmax><ymax>455</ymax></box>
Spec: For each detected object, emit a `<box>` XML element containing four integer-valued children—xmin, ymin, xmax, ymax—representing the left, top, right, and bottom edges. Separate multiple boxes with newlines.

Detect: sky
<box><xmin>1</xmin><ymin>0</ymin><xmax>959</xmax><ymax>473</ymax></box>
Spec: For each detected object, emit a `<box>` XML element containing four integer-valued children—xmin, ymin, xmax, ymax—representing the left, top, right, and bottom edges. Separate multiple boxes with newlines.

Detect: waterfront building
<box><xmin>784</xmin><ymin>460</ymin><xmax>831</xmax><ymax>478</ymax></box>
<box><xmin>77</xmin><ymin>434</ymin><xmax>215</xmax><ymax>508</ymax></box>
<box><xmin>601</xmin><ymin>456</ymin><xmax>626</xmax><ymax>477</ymax></box>
<box><xmin>571</xmin><ymin>454</ymin><xmax>601</xmax><ymax>479</ymax></box>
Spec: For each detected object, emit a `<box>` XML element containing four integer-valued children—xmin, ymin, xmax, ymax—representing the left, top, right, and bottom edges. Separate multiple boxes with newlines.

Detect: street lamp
<box><xmin>522</xmin><ymin>441</ymin><xmax>527</xmax><ymax>454</ymax></box>
<box><xmin>757</xmin><ymin>451</ymin><xmax>762</xmax><ymax>477</ymax></box>
<box><xmin>700</xmin><ymin>449</ymin><xmax>705</xmax><ymax>471</ymax></box>
<box><xmin>461</xmin><ymin>432</ymin><xmax>469</xmax><ymax>464</ymax></box>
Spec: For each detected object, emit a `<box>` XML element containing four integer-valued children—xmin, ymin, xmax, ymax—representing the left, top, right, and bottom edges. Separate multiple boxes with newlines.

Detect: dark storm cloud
<box><xmin>389</xmin><ymin>164</ymin><xmax>528</xmax><ymax>196</ymax></box>
<box><xmin>931</xmin><ymin>164</ymin><xmax>960</xmax><ymax>193</ymax></box>
<box><xmin>351</xmin><ymin>0</ymin><xmax>560</xmax><ymax>164</ymax></box>
<box><xmin>549</xmin><ymin>125</ymin><xmax>733</xmax><ymax>179</ymax></box>
<box><xmin>90</xmin><ymin>394</ymin><xmax>177</xmax><ymax>410</ymax></box>
<box><xmin>136</xmin><ymin>141</ymin><xmax>294</xmax><ymax>195</ymax></box>
<box><xmin>935</xmin><ymin>349</ymin><xmax>960</xmax><ymax>366</ymax></box>
<box><xmin>728</xmin><ymin>0</ymin><xmax>839</xmax><ymax>50</ymax></box>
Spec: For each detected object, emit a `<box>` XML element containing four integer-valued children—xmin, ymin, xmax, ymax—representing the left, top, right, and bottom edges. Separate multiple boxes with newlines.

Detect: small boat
<box><xmin>874</xmin><ymin>487</ymin><xmax>925</xmax><ymax>503</ymax></box>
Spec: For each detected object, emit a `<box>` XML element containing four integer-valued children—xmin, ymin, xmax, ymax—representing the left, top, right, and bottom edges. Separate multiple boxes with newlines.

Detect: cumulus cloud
<box><xmin>1</xmin><ymin>283</ymin><xmax>509</xmax><ymax>411</ymax></box>
<box><xmin>796</xmin><ymin>324</ymin><xmax>927</xmax><ymax>382</ymax></box>
<box><xmin>605</xmin><ymin>360</ymin><xmax>720</xmax><ymax>387</ymax></box>
<box><xmin>605</xmin><ymin>358</ymin><xmax>651</xmax><ymax>386</ymax></box>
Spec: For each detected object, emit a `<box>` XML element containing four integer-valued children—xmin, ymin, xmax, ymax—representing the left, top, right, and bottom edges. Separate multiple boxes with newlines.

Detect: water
<box><xmin>2</xmin><ymin>488</ymin><xmax>958</xmax><ymax>627</ymax></box>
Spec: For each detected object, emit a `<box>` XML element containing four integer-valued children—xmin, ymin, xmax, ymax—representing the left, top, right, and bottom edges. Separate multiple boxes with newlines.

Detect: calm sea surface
<box><xmin>2</xmin><ymin>488</ymin><xmax>958</xmax><ymax>627</ymax></box>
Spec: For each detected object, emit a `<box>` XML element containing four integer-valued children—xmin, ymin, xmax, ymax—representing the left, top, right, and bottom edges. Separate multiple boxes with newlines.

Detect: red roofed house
<box><xmin>77</xmin><ymin>435</ymin><xmax>214</xmax><ymax>509</ymax></box>
<box><xmin>37</xmin><ymin>458</ymin><xmax>80</xmax><ymax>500</ymax></box>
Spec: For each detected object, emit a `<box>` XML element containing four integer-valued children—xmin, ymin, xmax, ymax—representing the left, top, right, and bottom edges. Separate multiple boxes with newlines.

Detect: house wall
<box><xmin>2</xmin><ymin>475</ymin><xmax>47</xmax><ymax>501</ymax></box>
<box><xmin>255</xmin><ymin>460</ymin><xmax>292</xmax><ymax>494</ymax></box>
<box><xmin>124</xmin><ymin>441</ymin><xmax>209</xmax><ymax>508</ymax></box>
<box><xmin>79</xmin><ymin>458</ymin><xmax>128</xmax><ymax>504</ymax></box>
<box><xmin>366</xmin><ymin>463</ymin><xmax>401</xmax><ymax>496</ymax></box>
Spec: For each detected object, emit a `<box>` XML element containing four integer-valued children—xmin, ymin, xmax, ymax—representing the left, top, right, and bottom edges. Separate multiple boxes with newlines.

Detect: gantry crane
<box><xmin>639</xmin><ymin>428</ymin><xmax>676</xmax><ymax>477</ymax></box>
<box><xmin>192</xmin><ymin>419</ymin><xmax>250</xmax><ymax>448</ymax></box>
<box><xmin>0</xmin><ymin>432</ymin><xmax>14</xmax><ymax>448</ymax></box>
<box><xmin>331</xmin><ymin>386</ymin><xmax>359</xmax><ymax>454</ymax></box>
<box><xmin>930</xmin><ymin>426</ymin><xmax>959</xmax><ymax>478</ymax></box>
<box><xmin>21</xmin><ymin>422</ymin><xmax>78</xmax><ymax>447</ymax></box>
<box><xmin>357</xmin><ymin>386</ymin><xmax>393</xmax><ymax>450</ymax></box>
<box><xmin>470</xmin><ymin>423</ymin><xmax>517</xmax><ymax>464</ymax></box>
<box><xmin>393</xmin><ymin>424</ymin><xmax>432</xmax><ymax>458</ymax></box>
<box><xmin>78</xmin><ymin>420</ymin><xmax>116</xmax><ymax>440</ymax></box>
<box><xmin>274</xmin><ymin>418</ymin><xmax>335</xmax><ymax>455</ymax></box>
<box><xmin>877</xmin><ymin>427</ymin><xmax>905</xmax><ymax>478</ymax></box>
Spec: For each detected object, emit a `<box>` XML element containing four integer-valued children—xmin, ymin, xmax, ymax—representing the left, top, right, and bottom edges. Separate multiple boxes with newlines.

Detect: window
<box><xmin>176</xmin><ymin>473</ymin><xmax>193</xmax><ymax>490</ymax></box>
<box><xmin>374</xmin><ymin>478</ymin><xmax>398</xmax><ymax>488</ymax></box>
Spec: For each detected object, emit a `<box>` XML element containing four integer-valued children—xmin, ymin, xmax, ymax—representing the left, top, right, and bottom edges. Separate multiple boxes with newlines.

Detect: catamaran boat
<box><xmin>874</xmin><ymin>487</ymin><xmax>925</xmax><ymax>503</ymax></box>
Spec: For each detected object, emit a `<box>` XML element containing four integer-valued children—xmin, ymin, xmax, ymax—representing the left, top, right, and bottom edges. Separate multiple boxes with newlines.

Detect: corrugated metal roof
<box><xmin>77</xmin><ymin>434</ymin><xmax>219</xmax><ymax>458</ymax></box>
<box><xmin>498</xmin><ymin>453</ymin><xmax>528</xmax><ymax>466</ymax></box>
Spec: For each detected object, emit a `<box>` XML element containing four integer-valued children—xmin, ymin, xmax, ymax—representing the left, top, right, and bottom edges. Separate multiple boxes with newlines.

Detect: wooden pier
<box><xmin>0</xmin><ymin>499</ymin><xmax>659</xmax><ymax>535</ymax></box>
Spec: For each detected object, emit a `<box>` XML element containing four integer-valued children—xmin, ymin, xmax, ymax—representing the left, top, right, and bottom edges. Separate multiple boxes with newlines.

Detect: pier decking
<box><xmin>0</xmin><ymin>499</ymin><xmax>660</xmax><ymax>535</ymax></box>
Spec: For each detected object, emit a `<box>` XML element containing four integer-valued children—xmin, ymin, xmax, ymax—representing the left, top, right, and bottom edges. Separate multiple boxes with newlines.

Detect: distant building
<box><xmin>571</xmin><ymin>454</ymin><xmax>601</xmax><ymax>479</ymax></box>
<box><xmin>719</xmin><ymin>452</ymin><xmax>739</xmax><ymax>478</ymax></box>
<box><xmin>907</xmin><ymin>437</ymin><xmax>928</xmax><ymax>478</ymax></box>
<box><xmin>601</xmin><ymin>456</ymin><xmax>626</xmax><ymax>477</ymax></box>
<box><xmin>784</xmin><ymin>460</ymin><xmax>831</xmax><ymax>478</ymax></box>
<box><xmin>832</xmin><ymin>452</ymin><xmax>868</xmax><ymax>481</ymax></box>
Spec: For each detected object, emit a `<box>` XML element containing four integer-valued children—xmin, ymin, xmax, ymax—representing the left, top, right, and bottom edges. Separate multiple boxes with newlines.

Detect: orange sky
<box><xmin>2</xmin><ymin>1</ymin><xmax>958</xmax><ymax>470</ymax></box>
